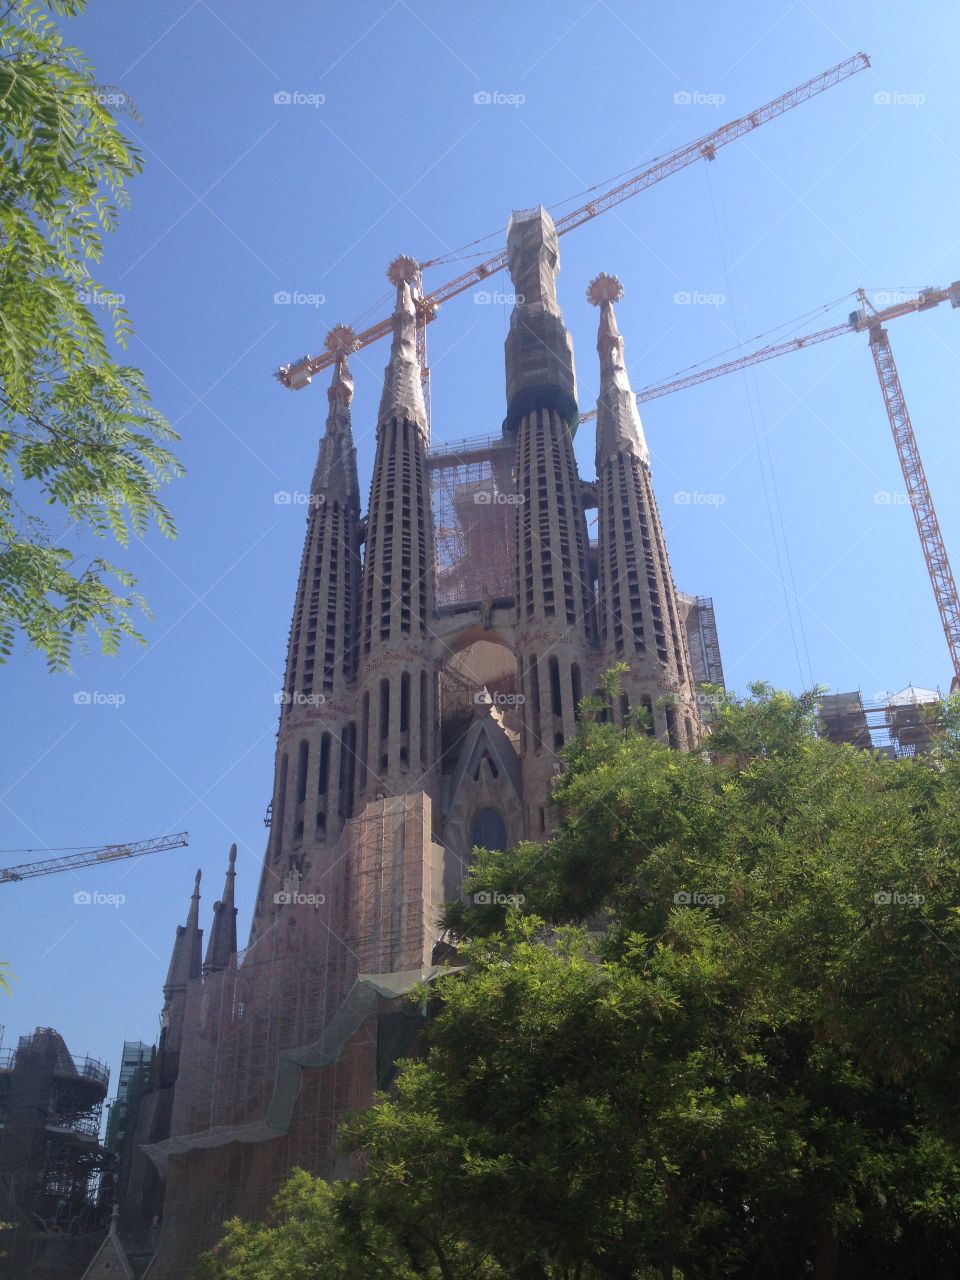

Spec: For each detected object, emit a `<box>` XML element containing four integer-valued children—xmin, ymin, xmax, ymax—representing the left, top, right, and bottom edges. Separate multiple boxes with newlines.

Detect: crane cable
<box><xmin>705</xmin><ymin>161</ymin><xmax>815</xmax><ymax>692</ymax></box>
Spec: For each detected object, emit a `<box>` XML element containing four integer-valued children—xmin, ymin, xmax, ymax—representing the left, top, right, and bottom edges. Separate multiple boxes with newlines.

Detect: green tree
<box><xmin>0</xmin><ymin>0</ymin><xmax>181</xmax><ymax>669</ymax></box>
<box><xmin>200</xmin><ymin>685</ymin><xmax>960</xmax><ymax>1279</ymax></box>
<box><xmin>193</xmin><ymin>1168</ymin><xmax>492</xmax><ymax>1280</ymax></box>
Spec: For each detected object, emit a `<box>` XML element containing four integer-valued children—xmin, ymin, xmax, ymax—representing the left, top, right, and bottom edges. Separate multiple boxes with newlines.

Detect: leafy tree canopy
<box><xmin>0</xmin><ymin>0</ymin><xmax>181</xmax><ymax>669</ymax></box>
<box><xmin>198</xmin><ymin>684</ymin><xmax>960</xmax><ymax>1280</ymax></box>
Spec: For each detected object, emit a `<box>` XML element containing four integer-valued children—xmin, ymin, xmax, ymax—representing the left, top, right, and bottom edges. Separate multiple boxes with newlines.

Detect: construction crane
<box><xmin>274</xmin><ymin>52</ymin><xmax>870</xmax><ymax>406</ymax></box>
<box><xmin>581</xmin><ymin>283</ymin><xmax>960</xmax><ymax>691</ymax></box>
<box><xmin>0</xmin><ymin>832</ymin><xmax>189</xmax><ymax>883</ymax></box>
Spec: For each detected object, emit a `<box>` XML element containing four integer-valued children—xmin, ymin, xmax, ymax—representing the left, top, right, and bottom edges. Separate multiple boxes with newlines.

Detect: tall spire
<box><xmin>252</xmin><ymin>331</ymin><xmax>366</xmax><ymax>942</ymax></box>
<box><xmin>589</xmin><ymin>272</ymin><xmax>649</xmax><ymax>465</ymax></box>
<box><xmin>354</xmin><ymin>254</ymin><xmax>437</xmax><ymax>805</ymax></box>
<box><xmin>164</xmin><ymin>869</ymin><xmax>202</xmax><ymax>993</ymax></box>
<box><xmin>203</xmin><ymin>844</ymin><xmax>238</xmax><ymax>976</ymax></box>
<box><xmin>377</xmin><ymin>256</ymin><xmax>427</xmax><ymax>434</ymax></box>
<box><xmin>506</xmin><ymin>208</ymin><xmax>594</xmax><ymax>836</ymax></box>
<box><xmin>589</xmin><ymin>272</ymin><xmax>699</xmax><ymax>750</ymax></box>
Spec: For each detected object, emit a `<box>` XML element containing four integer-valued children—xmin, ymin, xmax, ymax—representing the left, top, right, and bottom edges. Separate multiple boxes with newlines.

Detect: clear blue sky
<box><xmin>3</xmin><ymin>0</ymin><xmax>960</xmax><ymax>1095</ymax></box>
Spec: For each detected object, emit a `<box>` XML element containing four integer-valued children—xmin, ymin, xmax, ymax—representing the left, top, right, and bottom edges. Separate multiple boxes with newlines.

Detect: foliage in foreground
<box><xmin>0</xmin><ymin>0</ymin><xmax>181</xmax><ymax>669</ymax></box>
<box><xmin>197</xmin><ymin>684</ymin><xmax>960</xmax><ymax>1279</ymax></box>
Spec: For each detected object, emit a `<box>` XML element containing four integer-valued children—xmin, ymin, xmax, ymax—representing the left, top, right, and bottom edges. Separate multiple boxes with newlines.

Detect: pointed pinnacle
<box><xmin>378</xmin><ymin>256</ymin><xmax>426</xmax><ymax>430</ymax></box>
<box><xmin>590</xmin><ymin>274</ymin><xmax>649</xmax><ymax>466</ymax></box>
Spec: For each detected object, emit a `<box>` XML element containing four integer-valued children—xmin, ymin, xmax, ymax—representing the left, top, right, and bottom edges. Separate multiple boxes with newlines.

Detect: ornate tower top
<box><xmin>310</xmin><ymin>328</ymin><xmax>360</xmax><ymax>504</ymax></box>
<box><xmin>378</xmin><ymin>255</ymin><xmax>427</xmax><ymax>433</ymax></box>
<box><xmin>506</xmin><ymin>205</ymin><xmax>562</xmax><ymax>318</ymax></box>
<box><xmin>503</xmin><ymin>206</ymin><xmax>578</xmax><ymax>429</ymax></box>
<box><xmin>324</xmin><ymin>323</ymin><xmax>358</xmax><ymax>409</ymax></box>
<box><xmin>588</xmin><ymin>273</ymin><xmax>649</xmax><ymax>466</ymax></box>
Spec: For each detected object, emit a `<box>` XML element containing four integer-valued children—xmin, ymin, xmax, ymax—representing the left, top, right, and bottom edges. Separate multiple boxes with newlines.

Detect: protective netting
<box><xmin>430</xmin><ymin>440</ymin><xmax>516</xmax><ymax>610</ymax></box>
<box><xmin>144</xmin><ymin>796</ymin><xmax>452</xmax><ymax>1278</ymax></box>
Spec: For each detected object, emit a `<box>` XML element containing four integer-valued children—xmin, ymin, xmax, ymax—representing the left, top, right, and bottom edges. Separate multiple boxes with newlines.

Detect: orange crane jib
<box><xmin>588</xmin><ymin>281</ymin><xmax>960</xmax><ymax>688</ymax></box>
<box><xmin>274</xmin><ymin>53</ymin><xmax>870</xmax><ymax>390</ymax></box>
<box><xmin>0</xmin><ymin>832</ymin><xmax>190</xmax><ymax>883</ymax></box>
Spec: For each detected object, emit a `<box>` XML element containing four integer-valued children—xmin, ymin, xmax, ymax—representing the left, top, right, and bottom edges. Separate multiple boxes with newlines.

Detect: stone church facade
<box><xmin>125</xmin><ymin>205</ymin><xmax>705</xmax><ymax>1277</ymax></box>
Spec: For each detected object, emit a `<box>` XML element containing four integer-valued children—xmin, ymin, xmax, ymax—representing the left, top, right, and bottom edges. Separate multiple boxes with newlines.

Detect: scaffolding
<box><xmin>143</xmin><ymin>796</ymin><xmax>449</xmax><ymax>1277</ymax></box>
<box><xmin>818</xmin><ymin>686</ymin><xmax>943</xmax><ymax>757</ymax></box>
<box><xmin>103</xmin><ymin>1040</ymin><xmax>154</xmax><ymax>1209</ymax></box>
<box><xmin>428</xmin><ymin>434</ymin><xmax>516</xmax><ymax>611</ymax></box>
<box><xmin>0</xmin><ymin>1027</ymin><xmax>111</xmax><ymax>1271</ymax></box>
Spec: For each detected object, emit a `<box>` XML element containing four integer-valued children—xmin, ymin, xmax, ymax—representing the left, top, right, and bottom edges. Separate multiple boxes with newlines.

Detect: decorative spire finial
<box><xmin>387</xmin><ymin>255</ymin><xmax>420</xmax><ymax>288</ymax></box>
<box><xmin>323</xmin><ymin>325</ymin><xmax>357</xmax><ymax>409</ymax></box>
<box><xmin>586</xmin><ymin>272</ymin><xmax>624</xmax><ymax>306</ymax></box>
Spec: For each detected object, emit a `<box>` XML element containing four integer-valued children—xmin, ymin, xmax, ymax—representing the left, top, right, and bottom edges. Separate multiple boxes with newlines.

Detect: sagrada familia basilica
<box><xmin>100</xmin><ymin>205</ymin><xmax>720</xmax><ymax>1276</ymax></box>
